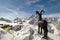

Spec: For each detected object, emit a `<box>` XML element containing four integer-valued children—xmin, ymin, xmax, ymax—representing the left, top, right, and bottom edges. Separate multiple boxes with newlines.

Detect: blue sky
<box><xmin>0</xmin><ymin>0</ymin><xmax>60</xmax><ymax>20</ymax></box>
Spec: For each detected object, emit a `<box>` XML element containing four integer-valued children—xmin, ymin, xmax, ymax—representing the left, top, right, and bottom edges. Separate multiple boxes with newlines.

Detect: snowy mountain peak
<box><xmin>0</xmin><ymin>17</ymin><xmax>12</xmax><ymax>23</ymax></box>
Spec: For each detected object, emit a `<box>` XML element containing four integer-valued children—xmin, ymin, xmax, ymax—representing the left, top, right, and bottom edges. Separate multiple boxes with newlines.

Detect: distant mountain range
<box><xmin>0</xmin><ymin>15</ymin><xmax>60</xmax><ymax>24</ymax></box>
<box><xmin>25</xmin><ymin>15</ymin><xmax>60</xmax><ymax>25</ymax></box>
<box><xmin>0</xmin><ymin>17</ymin><xmax>12</xmax><ymax>23</ymax></box>
<box><xmin>14</xmin><ymin>17</ymin><xmax>22</xmax><ymax>23</ymax></box>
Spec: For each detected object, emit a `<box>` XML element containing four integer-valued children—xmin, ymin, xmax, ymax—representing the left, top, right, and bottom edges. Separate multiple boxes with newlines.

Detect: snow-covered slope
<box><xmin>0</xmin><ymin>16</ymin><xmax>60</xmax><ymax>40</ymax></box>
<box><xmin>0</xmin><ymin>28</ymin><xmax>13</xmax><ymax>40</ymax></box>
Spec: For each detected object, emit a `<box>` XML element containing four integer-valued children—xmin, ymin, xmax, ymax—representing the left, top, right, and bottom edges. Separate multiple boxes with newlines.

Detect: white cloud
<box><xmin>26</xmin><ymin>0</ymin><xmax>40</xmax><ymax>6</ymax></box>
<box><xmin>0</xmin><ymin>7</ymin><xmax>32</xmax><ymax>20</ymax></box>
<box><xmin>43</xmin><ymin>13</ymin><xmax>60</xmax><ymax>18</ymax></box>
<box><xmin>6</xmin><ymin>8</ymin><xmax>19</xmax><ymax>16</ymax></box>
<box><xmin>18</xmin><ymin>11</ymin><xmax>32</xmax><ymax>18</ymax></box>
<box><xmin>50</xmin><ymin>0</ymin><xmax>57</xmax><ymax>1</ymax></box>
<box><xmin>35</xmin><ymin>4</ymin><xmax>45</xmax><ymax>10</ymax></box>
<box><xmin>47</xmin><ymin>0</ymin><xmax>60</xmax><ymax>8</ymax></box>
<box><xmin>36</xmin><ymin>5</ymin><xmax>44</xmax><ymax>8</ymax></box>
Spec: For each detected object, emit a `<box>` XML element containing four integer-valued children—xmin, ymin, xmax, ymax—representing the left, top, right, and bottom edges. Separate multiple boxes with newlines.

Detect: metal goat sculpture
<box><xmin>36</xmin><ymin>10</ymin><xmax>48</xmax><ymax>39</ymax></box>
